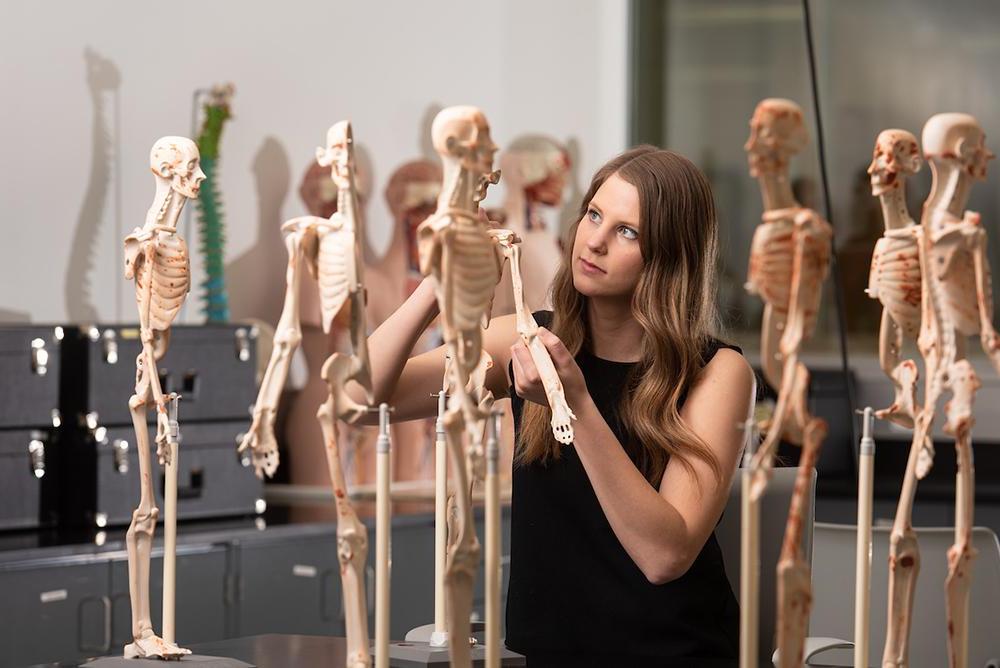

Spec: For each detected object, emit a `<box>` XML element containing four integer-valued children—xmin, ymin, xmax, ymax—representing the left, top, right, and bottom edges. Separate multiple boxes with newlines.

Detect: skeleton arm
<box><xmin>965</xmin><ymin>212</ymin><xmax>1000</xmax><ymax>373</ymax></box>
<box><xmin>502</xmin><ymin>237</ymin><xmax>575</xmax><ymax>444</ymax></box>
<box><xmin>238</xmin><ymin>222</ymin><xmax>309</xmax><ymax>478</ymax></box>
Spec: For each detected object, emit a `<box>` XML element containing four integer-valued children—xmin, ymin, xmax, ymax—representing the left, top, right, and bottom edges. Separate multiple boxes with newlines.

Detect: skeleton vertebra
<box><xmin>418</xmin><ymin>106</ymin><xmax>503</xmax><ymax>668</ymax></box>
<box><xmin>122</xmin><ymin>136</ymin><xmax>203</xmax><ymax>660</ymax></box>
<box><xmin>240</xmin><ymin>121</ymin><xmax>374</xmax><ymax>668</ymax></box>
<box><xmin>743</xmin><ymin>98</ymin><xmax>831</xmax><ymax>668</ymax></box>
<box><xmin>882</xmin><ymin>113</ymin><xmax>999</xmax><ymax>668</ymax></box>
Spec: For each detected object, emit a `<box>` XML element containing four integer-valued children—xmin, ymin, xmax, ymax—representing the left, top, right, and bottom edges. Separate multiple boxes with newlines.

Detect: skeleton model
<box><xmin>239</xmin><ymin>121</ymin><xmax>375</xmax><ymax>668</ymax></box>
<box><xmin>866</xmin><ymin>130</ymin><xmax>924</xmax><ymax>430</ymax></box>
<box><xmin>743</xmin><ymin>98</ymin><xmax>833</xmax><ymax>668</ymax></box>
<box><xmin>491</xmin><ymin>228</ymin><xmax>576</xmax><ymax>443</ymax></box>
<box><xmin>881</xmin><ymin>113</ymin><xmax>1000</xmax><ymax>668</ymax></box>
<box><xmin>122</xmin><ymin>136</ymin><xmax>204</xmax><ymax>659</ymax></box>
<box><xmin>417</xmin><ymin>106</ymin><xmax>503</xmax><ymax>668</ymax></box>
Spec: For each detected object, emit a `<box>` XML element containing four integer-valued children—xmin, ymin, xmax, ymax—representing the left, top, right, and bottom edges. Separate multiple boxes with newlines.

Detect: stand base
<box><xmin>380</xmin><ymin>641</ymin><xmax>525</xmax><ymax>666</ymax></box>
<box><xmin>81</xmin><ymin>656</ymin><xmax>254</xmax><ymax>668</ymax></box>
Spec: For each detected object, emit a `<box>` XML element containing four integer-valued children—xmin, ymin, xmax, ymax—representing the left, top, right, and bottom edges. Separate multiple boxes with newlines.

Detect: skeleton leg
<box><xmin>443</xmin><ymin>404</ymin><xmax>480</xmax><ymax>668</ymax></box>
<box><xmin>123</xmin><ymin>362</ymin><xmax>189</xmax><ymax>659</ymax></box>
<box><xmin>881</xmin><ymin>410</ymin><xmax>933</xmax><ymax>668</ymax></box>
<box><xmin>317</xmin><ymin>391</ymin><xmax>371</xmax><ymax>668</ymax></box>
<box><xmin>775</xmin><ymin>418</ymin><xmax>826</xmax><ymax>668</ymax></box>
<box><xmin>944</xmin><ymin>360</ymin><xmax>980</xmax><ymax>668</ymax></box>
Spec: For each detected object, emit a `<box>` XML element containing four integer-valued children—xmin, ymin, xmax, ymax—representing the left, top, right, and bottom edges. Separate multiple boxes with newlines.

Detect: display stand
<box><xmin>82</xmin><ymin>656</ymin><xmax>253</xmax><ymax>668</ymax></box>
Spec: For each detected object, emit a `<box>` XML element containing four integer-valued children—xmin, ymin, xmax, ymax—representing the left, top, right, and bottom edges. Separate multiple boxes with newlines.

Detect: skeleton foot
<box><xmin>124</xmin><ymin>633</ymin><xmax>191</xmax><ymax>660</ymax></box>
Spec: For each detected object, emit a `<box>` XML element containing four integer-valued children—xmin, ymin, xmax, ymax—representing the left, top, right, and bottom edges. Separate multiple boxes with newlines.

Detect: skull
<box><xmin>431</xmin><ymin>106</ymin><xmax>498</xmax><ymax>176</ymax></box>
<box><xmin>150</xmin><ymin>136</ymin><xmax>206</xmax><ymax>199</ymax></box>
<box><xmin>868</xmin><ymin>129</ymin><xmax>922</xmax><ymax>196</ymax></box>
<box><xmin>316</xmin><ymin>120</ymin><xmax>354</xmax><ymax>189</ymax></box>
<box><xmin>744</xmin><ymin>98</ymin><xmax>808</xmax><ymax>177</ymax></box>
<box><xmin>922</xmin><ymin>112</ymin><xmax>995</xmax><ymax>181</ymax></box>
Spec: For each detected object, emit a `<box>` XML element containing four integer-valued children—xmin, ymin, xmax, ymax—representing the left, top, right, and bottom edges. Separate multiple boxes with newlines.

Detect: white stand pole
<box><xmin>162</xmin><ymin>394</ymin><xmax>180</xmax><ymax>645</ymax></box>
<box><xmin>431</xmin><ymin>391</ymin><xmax>449</xmax><ymax>648</ymax></box>
<box><xmin>375</xmin><ymin>403</ymin><xmax>392</xmax><ymax>668</ymax></box>
<box><xmin>855</xmin><ymin>408</ymin><xmax>875</xmax><ymax>668</ymax></box>
<box><xmin>739</xmin><ymin>420</ymin><xmax>759</xmax><ymax>668</ymax></box>
<box><xmin>485</xmin><ymin>410</ymin><xmax>502</xmax><ymax>668</ymax></box>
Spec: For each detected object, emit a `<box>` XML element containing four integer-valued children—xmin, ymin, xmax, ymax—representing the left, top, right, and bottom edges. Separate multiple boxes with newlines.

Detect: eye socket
<box><xmin>618</xmin><ymin>225</ymin><xmax>639</xmax><ymax>241</ymax></box>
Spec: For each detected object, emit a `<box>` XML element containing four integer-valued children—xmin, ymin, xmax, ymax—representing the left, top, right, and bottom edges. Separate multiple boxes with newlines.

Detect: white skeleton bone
<box><xmin>418</xmin><ymin>106</ymin><xmax>502</xmax><ymax>668</ymax></box>
<box><xmin>240</xmin><ymin>121</ymin><xmax>374</xmax><ymax>668</ymax></box>
<box><xmin>122</xmin><ymin>136</ymin><xmax>203</xmax><ymax>660</ymax></box>
<box><xmin>491</xmin><ymin>229</ymin><xmax>576</xmax><ymax>444</ymax></box>
<box><xmin>882</xmin><ymin>112</ymin><xmax>999</xmax><ymax>668</ymax></box>
<box><xmin>743</xmin><ymin>98</ymin><xmax>832</xmax><ymax>668</ymax></box>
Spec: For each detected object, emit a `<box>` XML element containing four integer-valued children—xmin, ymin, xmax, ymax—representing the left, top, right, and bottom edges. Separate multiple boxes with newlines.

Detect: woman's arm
<box><xmin>514</xmin><ymin>332</ymin><xmax>755</xmax><ymax>584</ymax></box>
<box><xmin>349</xmin><ymin>277</ymin><xmax>518</xmax><ymax>424</ymax></box>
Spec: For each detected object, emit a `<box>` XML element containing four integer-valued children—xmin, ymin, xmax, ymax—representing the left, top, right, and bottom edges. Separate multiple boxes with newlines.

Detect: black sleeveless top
<box><xmin>505</xmin><ymin>312</ymin><xmax>741</xmax><ymax>667</ymax></box>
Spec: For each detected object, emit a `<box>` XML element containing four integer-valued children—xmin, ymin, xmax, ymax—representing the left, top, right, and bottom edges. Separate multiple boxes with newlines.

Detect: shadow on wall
<box><xmin>66</xmin><ymin>47</ymin><xmax>120</xmax><ymax>323</ymax></box>
<box><xmin>226</xmin><ymin>136</ymin><xmax>291</xmax><ymax>327</ymax></box>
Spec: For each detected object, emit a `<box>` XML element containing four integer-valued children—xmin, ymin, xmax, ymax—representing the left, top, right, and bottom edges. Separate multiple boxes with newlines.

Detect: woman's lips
<box><xmin>578</xmin><ymin>257</ymin><xmax>605</xmax><ymax>275</ymax></box>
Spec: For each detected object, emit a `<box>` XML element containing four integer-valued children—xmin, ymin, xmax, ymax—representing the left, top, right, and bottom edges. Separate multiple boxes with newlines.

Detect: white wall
<box><xmin>1</xmin><ymin>0</ymin><xmax>628</xmax><ymax>325</ymax></box>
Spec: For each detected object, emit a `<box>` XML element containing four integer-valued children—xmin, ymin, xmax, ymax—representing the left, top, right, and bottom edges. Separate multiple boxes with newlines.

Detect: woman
<box><xmin>355</xmin><ymin>145</ymin><xmax>755</xmax><ymax>666</ymax></box>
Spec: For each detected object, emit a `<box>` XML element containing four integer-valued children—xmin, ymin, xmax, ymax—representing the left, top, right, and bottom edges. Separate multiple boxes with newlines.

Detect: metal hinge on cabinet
<box><xmin>234</xmin><ymin>326</ymin><xmax>258</xmax><ymax>362</ymax></box>
<box><xmin>28</xmin><ymin>431</ymin><xmax>45</xmax><ymax>478</ymax></box>
<box><xmin>30</xmin><ymin>338</ymin><xmax>48</xmax><ymax>375</ymax></box>
<box><xmin>112</xmin><ymin>439</ymin><xmax>130</xmax><ymax>474</ymax></box>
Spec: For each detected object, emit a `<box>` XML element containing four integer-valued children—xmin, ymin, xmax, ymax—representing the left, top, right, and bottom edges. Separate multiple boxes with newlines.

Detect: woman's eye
<box><xmin>618</xmin><ymin>226</ymin><xmax>638</xmax><ymax>240</ymax></box>
<box><xmin>587</xmin><ymin>208</ymin><xmax>601</xmax><ymax>223</ymax></box>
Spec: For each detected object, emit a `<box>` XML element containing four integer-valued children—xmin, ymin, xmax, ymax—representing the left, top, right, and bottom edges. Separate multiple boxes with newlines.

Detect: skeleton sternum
<box><xmin>142</xmin><ymin>231</ymin><xmax>190</xmax><ymax>331</ymax></box>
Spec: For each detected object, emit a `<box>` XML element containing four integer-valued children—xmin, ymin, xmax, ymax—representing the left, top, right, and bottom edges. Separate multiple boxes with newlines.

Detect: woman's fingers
<box><xmin>536</xmin><ymin>327</ymin><xmax>573</xmax><ymax>368</ymax></box>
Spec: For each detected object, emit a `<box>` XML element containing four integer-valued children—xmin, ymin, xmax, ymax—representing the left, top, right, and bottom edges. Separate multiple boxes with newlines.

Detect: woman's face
<box><xmin>571</xmin><ymin>172</ymin><xmax>644</xmax><ymax>300</ymax></box>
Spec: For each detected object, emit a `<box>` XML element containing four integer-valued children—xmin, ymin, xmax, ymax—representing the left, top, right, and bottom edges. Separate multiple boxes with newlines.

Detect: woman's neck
<box><xmin>586</xmin><ymin>297</ymin><xmax>643</xmax><ymax>362</ymax></box>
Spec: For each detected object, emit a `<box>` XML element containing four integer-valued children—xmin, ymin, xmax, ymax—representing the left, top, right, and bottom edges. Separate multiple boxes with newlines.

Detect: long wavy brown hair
<box><xmin>516</xmin><ymin>145</ymin><xmax>724</xmax><ymax>486</ymax></box>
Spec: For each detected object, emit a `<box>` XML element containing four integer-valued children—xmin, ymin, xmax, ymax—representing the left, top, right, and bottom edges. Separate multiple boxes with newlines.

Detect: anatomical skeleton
<box><xmin>240</xmin><ymin>121</ymin><xmax>375</xmax><ymax>668</ymax></box>
<box><xmin>121</xmin><ymin>136</ymin><xmax>204</xmax><ymax>659</ymax></box>
<box><xmin>417</xmin><ymin>106</ymin><xmax>504</xmax><ymax>668</ymax></box>
<box><xmin>743</xmin><ymin>98</ymin><xmax>833</xmax><ymax>668</ymax></box>
<box><xmin>879</xmin><ymin>113</ymin><xmax>1000</xmax><ymax>668</ymax></box>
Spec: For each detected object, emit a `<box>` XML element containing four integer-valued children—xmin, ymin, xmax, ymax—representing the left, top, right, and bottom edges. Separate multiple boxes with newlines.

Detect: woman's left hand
<box><xmin>510</xmin><ymin>327</ymin><xmax>589</xmax><ymax>408</ymax></box>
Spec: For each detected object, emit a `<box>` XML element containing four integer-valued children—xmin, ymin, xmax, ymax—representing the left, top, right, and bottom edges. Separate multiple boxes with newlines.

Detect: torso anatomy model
<box><xmin>743</xmin><ymin>98</ymin><xmax>833</xmax><ymax>668</ymax></box>
<box><xmin>240</xmin><ymin>121</ymin><xmax>375</xmax><ymax>668</ymax></box>
<box><xmin>880</xmin><ymin>113</ymin><xmax>1000</xmax><ymax>668</ymax></box>
<box><xmin>122</xmin><ymin>136</ymin><xmax>204</xmax><ymax>659</ymax></box>
<box><xmin>417</xmin><ymin>106</ymin><xmax>504</xmax><ymax>668</ymax></box>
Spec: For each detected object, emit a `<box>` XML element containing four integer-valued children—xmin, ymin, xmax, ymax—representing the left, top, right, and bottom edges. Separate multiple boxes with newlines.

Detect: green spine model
<box><xmin>194</xmin><ymin>83</ymin><xmax>234</xmax><ymax>322</ymax></box>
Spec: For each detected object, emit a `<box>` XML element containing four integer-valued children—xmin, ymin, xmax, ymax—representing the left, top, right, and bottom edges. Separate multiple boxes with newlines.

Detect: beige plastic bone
<box><xmin>240</xmin><ymin>122</ymin><xmax>374</xmax><ymax>668</ymax></box>
<box><xmin>121</xmin><ymin>137</ymin><xmax>203</xmax><ymax>660</ymax></box>
<box><xmin>883</xmin><ymin>113</ymin><xmax>998</xmax><ymax>668</ymax></box>
<box><xmin>418</xmin><ymin>106</ymin><xmax>502</xmax><ymax>668</ymax></box>
<box><xmin>744</xmin><ymin>99</ymin><xmax>832</xmax><ymax>668</ymax></box>
<box><xmin>492</xmin><ymin>229</ymin><xmax>576</xmax><ymax>443</ymax></box>
<box><xmin>866</xmin><ymin>130</ymin><xmax>923</xmax><ymax>428</ymax></box>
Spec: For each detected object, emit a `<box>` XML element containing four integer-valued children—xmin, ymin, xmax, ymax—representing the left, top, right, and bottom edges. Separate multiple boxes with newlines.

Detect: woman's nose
<box><xmin>586</xmin><ymin>224</ymin><xmax>609</xmax><ymax>254</ymax></box>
